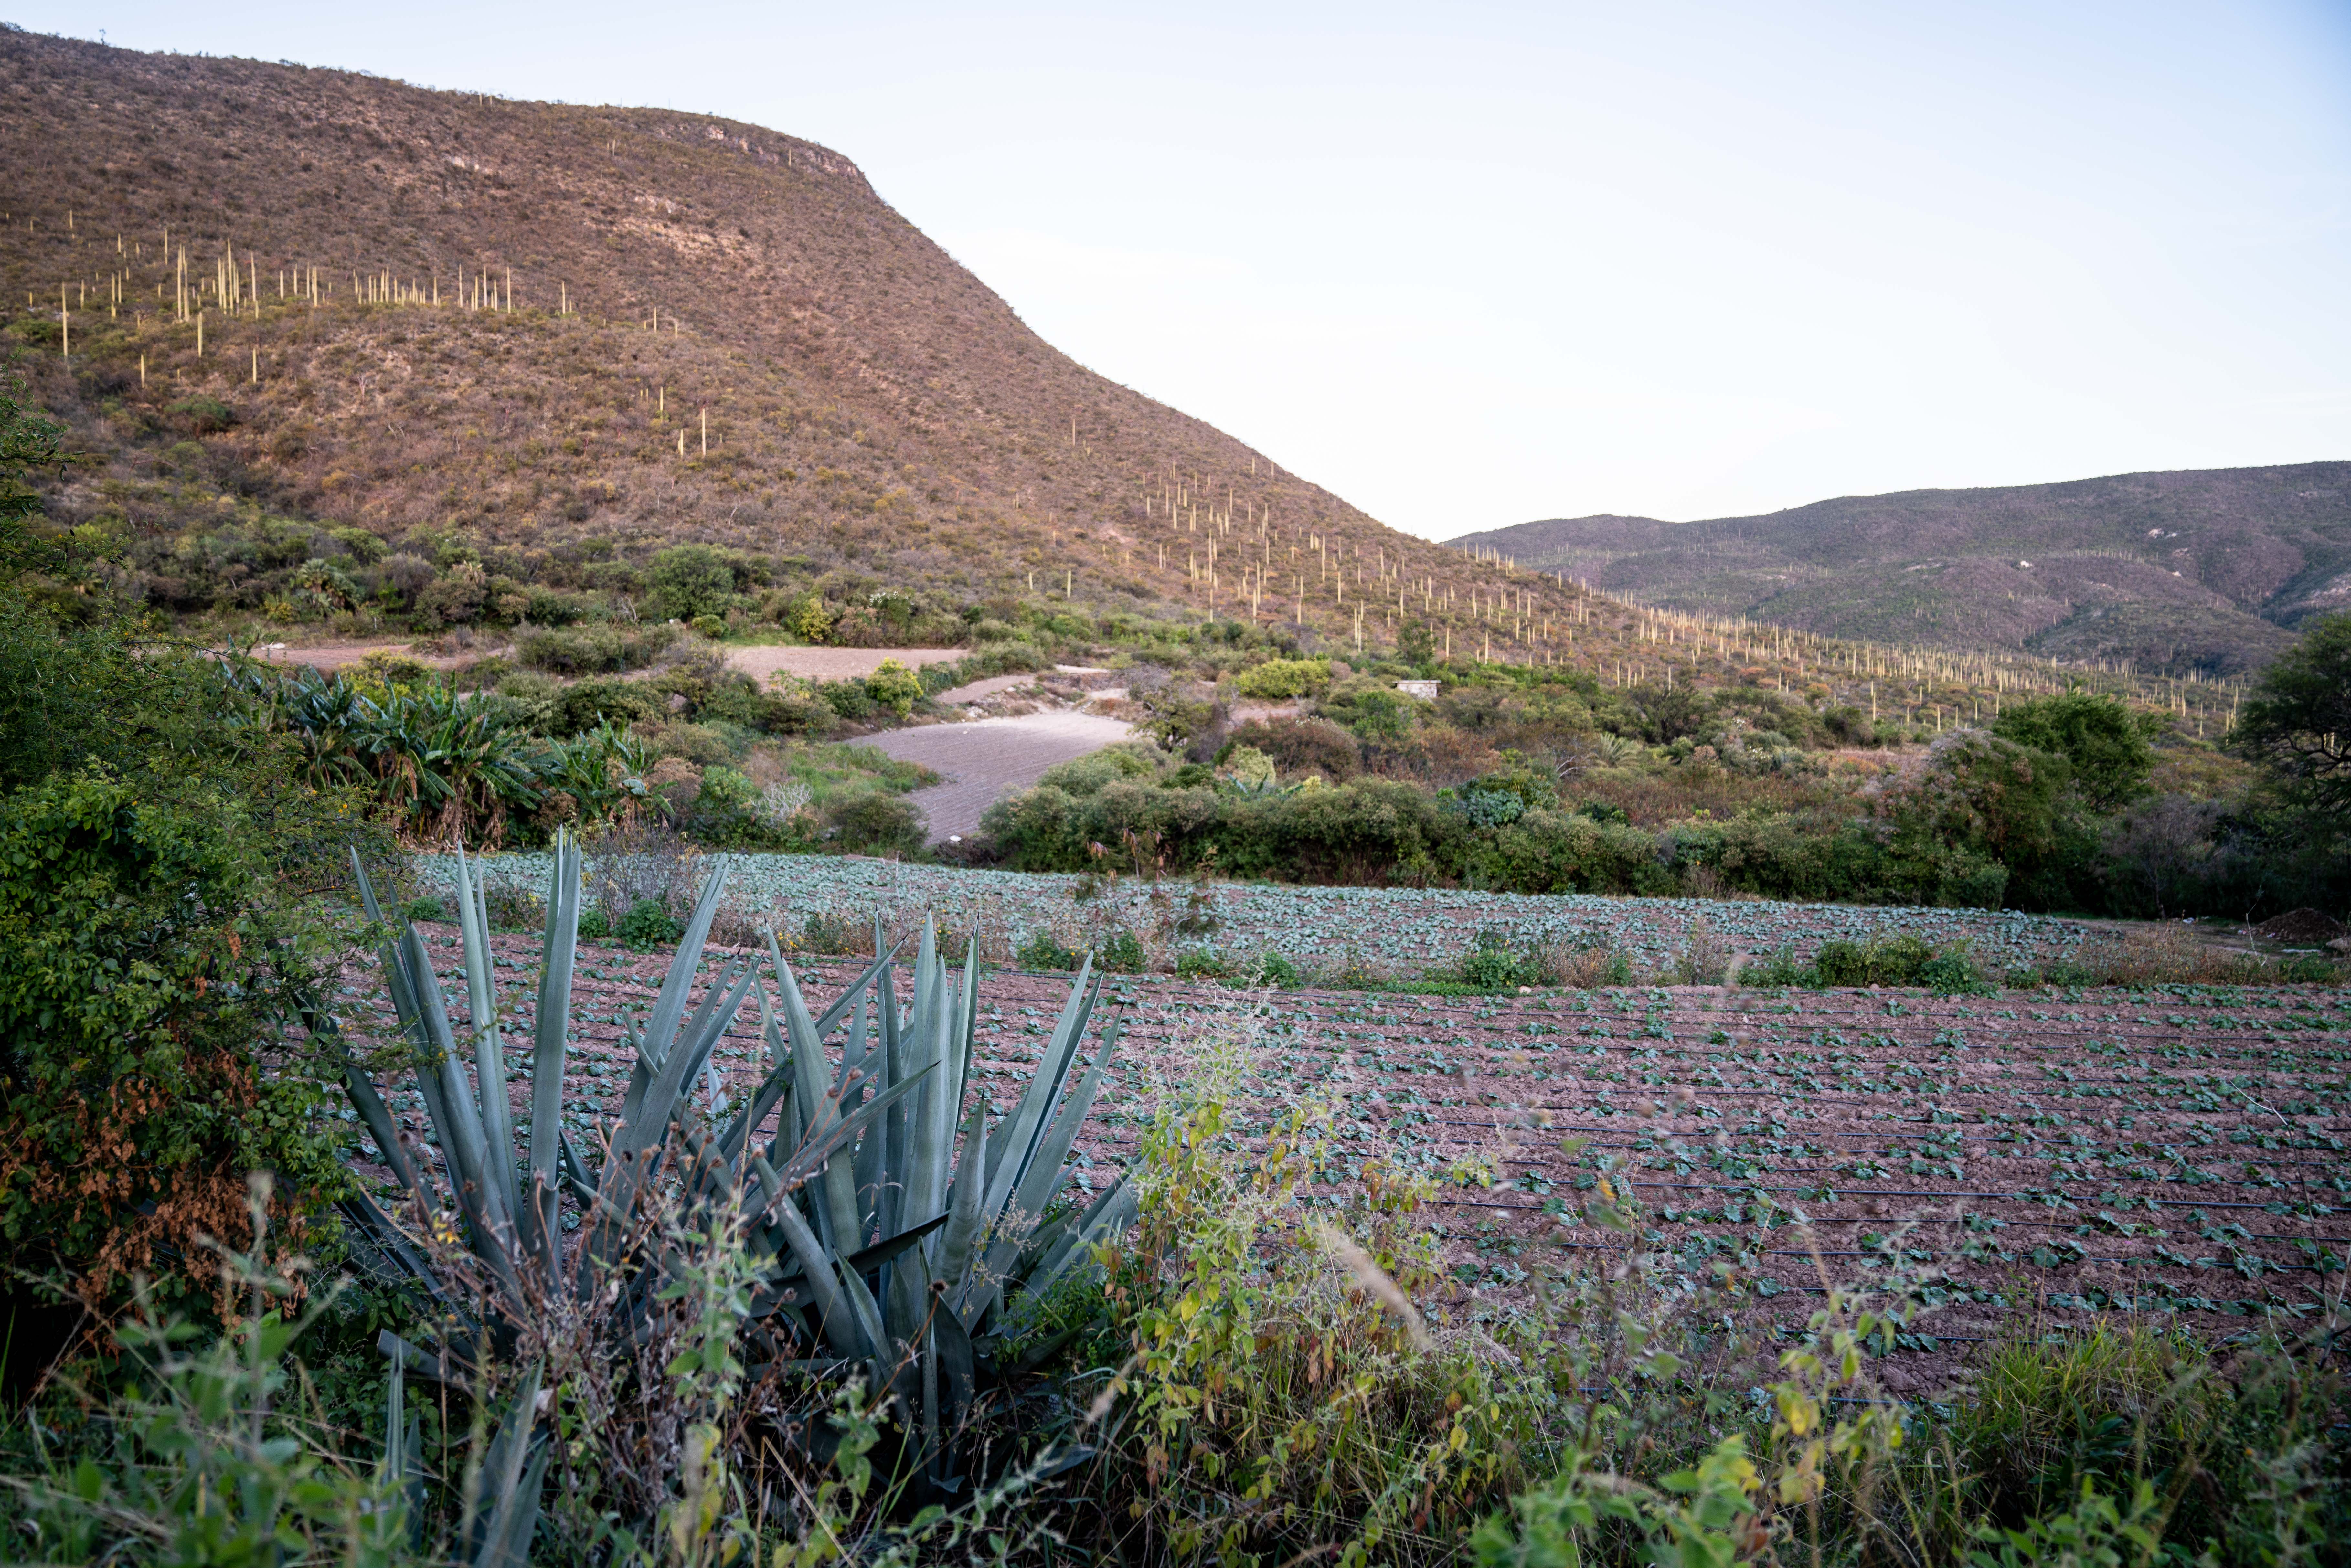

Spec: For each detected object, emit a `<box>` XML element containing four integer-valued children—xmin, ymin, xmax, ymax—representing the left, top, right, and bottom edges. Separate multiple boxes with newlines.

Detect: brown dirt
<box><xmin>352</xmin><ymin>923</ymin><xmax>2351</xmax><ymax>1406</ymax></box>
<box><xmin>2253</xmin><ymin>908</ymin><xmax>2349</xmax><ymax>946</ymax></box>
<box><xmin>932</xmin><ymin>673</ymin><xmax>1044</xmax><ymax>705</ymax></box>
<box><xmin>248</xmin><ymin>640</ymin><xmax>464</xmax><ymax>673</ymax></box>
<box><xmin>727</xmin><ymin>646</ymin><xmax>964</xmax><ymax>688</ymax></box>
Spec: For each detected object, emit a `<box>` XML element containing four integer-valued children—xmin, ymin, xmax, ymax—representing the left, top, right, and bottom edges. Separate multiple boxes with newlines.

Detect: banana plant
<box><xmin>334</xmin><ymin>836</ymin><xmax>1131</xmax><ymax>1496</ymax></box>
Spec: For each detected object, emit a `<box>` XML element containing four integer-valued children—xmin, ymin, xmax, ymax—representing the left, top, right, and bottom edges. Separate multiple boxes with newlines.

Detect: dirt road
<box><xmin>861</xmin><ymin>711</ymin><xmax>1133</xmax><ymax>841</ymax></box>
<box><xmin>728</xmin><ymin>646</ymin><xmax>964</xmax><ymax>686</ymax></box>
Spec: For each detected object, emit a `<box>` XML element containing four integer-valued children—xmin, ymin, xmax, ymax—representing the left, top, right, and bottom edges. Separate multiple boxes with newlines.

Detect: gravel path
<box><xmin>862</xmin><ymin>711</ymin><xmax>1133</xmax><ymax>841</ymax></box>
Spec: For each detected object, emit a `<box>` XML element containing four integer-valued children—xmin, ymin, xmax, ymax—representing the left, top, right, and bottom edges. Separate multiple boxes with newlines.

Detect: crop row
<box><xmin>432</xmin><ymin>852</ymin><xmax>2102</xmax><ymax>975</ymax></box>
<box><xmin>335</xmin><ymin>930</ymin><xmax>2347</xmax><ymax>1391</ymax></box>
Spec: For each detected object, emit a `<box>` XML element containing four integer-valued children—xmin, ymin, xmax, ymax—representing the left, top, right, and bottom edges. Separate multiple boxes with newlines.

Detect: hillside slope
<box><xmin>0</xmin><ymin>27</ymin><xmax>1564</xmax><ymax>648</ymax></box>
<box><xmin>1450</xmin><ymin>465</ymin><xmax>2351</xmax><ymax>676</ymax></box>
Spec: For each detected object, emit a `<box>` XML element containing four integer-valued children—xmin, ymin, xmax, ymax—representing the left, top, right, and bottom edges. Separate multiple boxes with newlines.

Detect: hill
<box><xmin>0</xmin><ymin>26</ymin><xmax>1572</xmax><ymax>652</ymax></box>
<box><xmin>1449</xmin><ymin>464</ymin><xmax>2351</xmax><ymax>676</ymax></box>
<box><xmin>0</xmin><ymin>29</ymin><xmax>2257</xmax><ymax>737</ymax></box>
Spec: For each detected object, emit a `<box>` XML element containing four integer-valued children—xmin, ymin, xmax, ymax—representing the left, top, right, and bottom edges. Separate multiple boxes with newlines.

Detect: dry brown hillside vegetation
<box><xmin>0</xmin><ymin>26</ymin><xmax>1601</xmax><ymax>655</ymax></box>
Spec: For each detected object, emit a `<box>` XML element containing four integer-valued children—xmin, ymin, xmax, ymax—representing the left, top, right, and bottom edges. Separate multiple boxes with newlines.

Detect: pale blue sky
<box><xmin>17</xmin><ymin>2</ymin><xmax>2350</xmax><ymax>536</ymax></box>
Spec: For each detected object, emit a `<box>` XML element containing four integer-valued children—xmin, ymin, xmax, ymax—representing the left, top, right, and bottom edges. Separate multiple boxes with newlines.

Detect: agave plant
<box><xmin>334</xmin><ymin>836</ymin><xmax>1131</xmax><ymax>1505</ymax></box>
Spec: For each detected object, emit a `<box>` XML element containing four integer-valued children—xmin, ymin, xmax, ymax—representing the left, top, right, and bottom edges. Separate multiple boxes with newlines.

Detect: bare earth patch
<box><xmin>247</xmin><ymin>640</ymin><xmax>463</xmax><ymax>673</ymax></box>
<box><xmin>861</xmin><ymin>711</ymin><xmax>1133</xmax><ymax>840</ymax></box>
<box><xmin>727</xmin><ymin>646</ymin><xmax>964</xmax><ymax>688</ymax></box>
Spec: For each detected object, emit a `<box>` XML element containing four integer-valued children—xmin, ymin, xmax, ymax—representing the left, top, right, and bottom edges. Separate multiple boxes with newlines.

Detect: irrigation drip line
<box><xmin>1429</xmin><ymin>1184</ymin><xmax>2327</xmax><ymax>1211</ymax></box>
<box><xmin>1083</xmin><ymin>1129</ymin><xmax>2344</xmax><ymax>1191</ymax></box>
<box><xmin>1550</xmin><ymin>1216</ymin><xmax>2345</xmax><ymax>1241</ymax></box>
<box><xmin>1411</xmin><ymin>1118</ymin><xmax>2349</xmax><ymax>1160</ymax></box>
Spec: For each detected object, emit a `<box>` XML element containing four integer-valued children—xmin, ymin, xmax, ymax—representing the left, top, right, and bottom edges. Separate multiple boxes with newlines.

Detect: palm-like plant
<box><xmin>335</xmin><ymin>838</ymin><xmax>1130</xmax><ymax>1508</ymax></box>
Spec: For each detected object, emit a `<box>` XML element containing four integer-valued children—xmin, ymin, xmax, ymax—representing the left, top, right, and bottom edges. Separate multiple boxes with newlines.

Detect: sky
<box><xmin>16</xmin><ymin>1</ymin><xmax>2351</xmax><ymax>537</ymax></box>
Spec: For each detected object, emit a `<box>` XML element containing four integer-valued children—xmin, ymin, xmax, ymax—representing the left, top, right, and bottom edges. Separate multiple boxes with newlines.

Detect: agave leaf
<box><xmin>595</xmin><ymin>959</ymin><xmax>758</xmax><ymax>1266</ymax></box>
<box><xmin>339</xmin><ymin>1189</ymin><xmax>472</xmax><ymax>1328</ymax></box>
<box><xmin>932</xmin><ymin>1308</ymin><xmax>978</xmax><ymax>1471</ymax></box>
<box><xmin>761</xmin><ymin>1172</ymin><xmax>871</xmax><ymax>1361</ymax></box>
<box><xmin>396</xmin><ymin>924</ymin><xmax>521</xmax><ymax>1293</ymax></box>
<box><xmin>767</xmin><ymin>959</ymin><xmax>869</xmax><ymax>1253</ymax></box>
<box><xmin>464</xmin><ymin>1360</ymin><xmax>543</xmax><ymax>1564</ymax></box>
<box><xmin>765</xmin><ymin>1065</ymin><xmax>933</xmax><ymax>1197</ymax></box>
<box><xmin>900</xmin><ymin>921</ymin><xmax>955</xmax><ymax>1238</ymax></box>
<box><xmin>375</xmin><ymin>1328</ymin><xmax>473</xmax><ymax>1389</ymax></box>
<box><xmin>454</xmin><ymin>851</ymin><xmax>518</xmax><ymax>1227</ymax></box>
<box><xmin>932</xmin><ymin>1098</ymin><xmax>989</xmax><ymax>1293</ymax></box>
<box><xmin>1005</xmin><ymin>1012</ymin><xmax>1121</xmax><ymax>1230</ymax></box>
<box><xmin>337</xmin><ymin>1048</ymin><xmax>422</xmax><ymax>1195</ymax></box>
<box><xmin>849</xmin><ymin>993</ymin><xmax>888</xmax><ymax>1235</ymax></box>
<box><xmin>754</xmin><ymin>1213</ymin><xmax>948</xmax><ymax>1303</ymax></box>
<box><xmin>608</xmin><ymin>858</ymin><xmax>733</xmax><ymax>1162</ymax></box>
<box><xmin>978</xmin><ymin>960</ymin><xmax>1098</xmax><ymax>1230</ymax></box>
<box><xmin>478</xmin><ymin>1441</ymin><xmax>549</xmax><ymax>1568</ymax></box>
<box><xmin>524</xmin><ymin>836</ymin><xmax>581</xmax><ymax>1271</ymax></box>
<box><xmin>1010</xmin><ymin>1177</ymin><xmax>1136</xmax><ymax>1319</ymax></box>
<box><xmin>721</xmin><ymin>944</ymin><xmax>899</xmax><ymax>1167</ymax></box>
<box><xmin>877</xmin><ymin>942</ymin><xmax>906</xmax><ymax>1236</ymax></box>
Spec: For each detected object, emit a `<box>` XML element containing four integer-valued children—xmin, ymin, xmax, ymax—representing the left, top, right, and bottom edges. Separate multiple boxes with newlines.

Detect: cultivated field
<box><xmin>355</xmin><ymin>902</ymin><xmax>2350</xmax><ymax>1397</ymax></box>
<box><xmin>438</xmin><ymin>853</ymin><xmax>2108</xmax><ymax>978</ymax></box>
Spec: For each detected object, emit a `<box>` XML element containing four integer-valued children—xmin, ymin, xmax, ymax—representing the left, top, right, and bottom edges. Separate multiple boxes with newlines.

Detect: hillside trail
<box><xmin>864</xmin><ymin>711</ymin><xmax>1132</xmax><ymax>841</ymax></box>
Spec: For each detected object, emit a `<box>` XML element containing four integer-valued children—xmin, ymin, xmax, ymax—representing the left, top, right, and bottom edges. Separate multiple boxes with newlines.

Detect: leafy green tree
<box><xmin>1886</xmin><ymin>732</ymin><xmax>2071</xmax><ymax>907</ymax></box>
<box><xmin>649</xmin><ymin>543</ymin><xmax>737</xmax><ymax>623</ymax></box>
<box><xmin>1989</xmin><ymin>691</ymin><xmax>2163</xmax><ymax>811</ymax></box>
<box><xmin>2231</xmin><ymin>612</ymin><xmax>2351</xmax><ymax>821</ymax></box>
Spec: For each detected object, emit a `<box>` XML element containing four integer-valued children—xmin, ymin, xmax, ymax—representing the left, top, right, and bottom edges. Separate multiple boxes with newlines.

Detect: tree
<box><xmin>2230</xmin><ymin>613</ymin><xmax>2351</xmax><ymax>822</ymax></box>
<box><xmin>649</xmin><ymin>544</ymin><xmax>737</xmax><ymax>623</ymax></box>
<box><xmin>1989</xmin><ymin>691</ymin><xmax>2163</xmax><ymax>811</ymax></box>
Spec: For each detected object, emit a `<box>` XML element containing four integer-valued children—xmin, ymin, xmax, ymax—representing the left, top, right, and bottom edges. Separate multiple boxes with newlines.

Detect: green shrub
<box><xmin>401</xmin><ymin>894</ymin><xmax>447</xmax><ymax>923</ymax></box>
<box><xmin>576</xmin><ymin>906</ymin><xmax>610</xmax><ymax>942</ymax></box>
<box><xmin>1991</xmin><ymin>691</ymin><xmax>2163</xmax><ymax>811</ymax></box>
<box><xmin>800</xmin><ymin>909</ymin><xmax>865</xmax><ymax>953</ymax></box>
<box><xmin>1741</xmin><ymin>948</ymin><xmax>1806</xmax><ymax>987</ymax></box>
<box><xmin>1038</xmin><ymin>744</ymin><xmax>1162</xmax><ymax>797</ymax></box>
<box><xmin>1917</xmin><ymin>948</ymin><xmax>1993</xmax><ymax>995</ymax></box>
<box><xmin>619</xmin><ymin>897</ymin><xmax>684</xmax><ymax>948</ymax></box>
<box><xmin>648</xmin><ymin>543</ymin><xmax>738</xmax><ymax>623</ymax></box>
<box><xmin>516</xmin><ymin>621</ymin><xmax>679</xmax><ymax>676</ymax></box>
<box><xmin>0</xmin><ymin>767</ymin><xmax>345</xmax><ymax>1314</ymax></box>
<box><xmin>1173</xmin><ymin>948</ymin><xmax>1228</xmax><ymax>980</ymax></box>
<box><xmin>1252</xmin><ymin>951</ymin><xmax>1302</xmax><ymax>987</ymax></box>
<box><xmin>1019</xmin><ymin>929</ymin><xmax>1082</xmax><ymax>970</ymax></box>
<box><xmin>816</xmin><ymin>679</ymin><xmax>880</xmax><ymax>721</ymax></box>
<box><xmin>689</xmin><ymin>613</ymin><xmax>727</xmax><ymax>639</ymax></box>
<box><xmin>1096</xmin><ymin>929</ymin><xmax>1147</xmax><ymax>974</ymax></box>
<box><xmin>165</xmin><ymin>394</ymin><xmax>236</xmax><ymax>434</ymax></box>
<box><xmin>862</xmin><ymin>658</ymin><xmax>925</xmax><ymax>718</ymax></box>
<box><xmin>2278</xmin><ymin>954</ymin><xmax>2342</xmax><ymax>984</ymax></box>
<box><xmin>1234</xmin><ymin>657</ymin><xmax>1330</xmax><ymax>700</ymax></box>
<box><xmin>1452</xmin><ymin>947</ymin><xmax>1524</xmax><ymax>991</ymax></box>
<box><xmin>822</xmin><ymin>791</ymin><xmax>925</xmax><ymax>857</ymax></box>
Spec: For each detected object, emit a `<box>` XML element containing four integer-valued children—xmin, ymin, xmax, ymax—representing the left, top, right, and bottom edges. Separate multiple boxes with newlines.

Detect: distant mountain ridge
<box><xmin>1449</xmin><ymin>463</ymin><xmax>2351</xmax><ymax>675</ymax></box>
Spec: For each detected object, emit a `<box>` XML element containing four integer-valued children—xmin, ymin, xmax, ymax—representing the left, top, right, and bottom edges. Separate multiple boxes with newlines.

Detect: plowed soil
<box><xmin>346</xmin><ymin>930</ymin><xmax>2351</xmax><ymax>1395</ymax></box>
